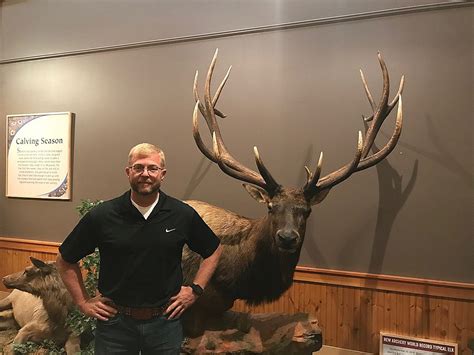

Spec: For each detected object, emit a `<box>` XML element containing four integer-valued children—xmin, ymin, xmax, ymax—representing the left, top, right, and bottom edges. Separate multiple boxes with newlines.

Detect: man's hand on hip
<box><xmin>165</xmin><ymin>286</ymin><xmax>198</xmax><ymax>319</ymax></box>
<box><xmin>79</xmin><ymin>294</ymin><xmax>117</xmax><ymax>321</ymax></box>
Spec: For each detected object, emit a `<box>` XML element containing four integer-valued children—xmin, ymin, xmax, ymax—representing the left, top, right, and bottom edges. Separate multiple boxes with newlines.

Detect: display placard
<box><xmin>6</xmin><ymin>112</ymin><xmax>74</xmax><ymax>200</ymax></box>
<box><xmin>380</xmin><ymin>332</ymin><xmax>457</xmax><ymax>355</ymax></box>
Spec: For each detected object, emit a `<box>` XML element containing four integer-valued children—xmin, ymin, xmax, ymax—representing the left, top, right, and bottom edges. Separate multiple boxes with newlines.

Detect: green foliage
<box><xmin>82</xmin><ymin>247</ymin><xmax>100</xmax><ymax>298</ymax></box>
<box><xmin>79</xmin><ymin>341</ymin><xmax>96</xmax><ymax>355</ymax></box>
<box><xmin>12</xmin><ymin>341</ymin><xmax>40</xmax><ymax>354</ymax></box>
<box><xmin>66</xmin><ymin>199</ymin><xmax>103</xmax><ymax>338</ymax></box>
<box><xmin>75</xmin><ymin>199</ymin><xmax>103</xmax><ymax>218</ymax></box>
<box><xmin>13</xmin><ymin>339</ymin><xmax>65</xmax><ymax>354</ymax></box>
<box><xmin>11</xmin><ymin>199</ymin><xmax>103</xmax><ymax>354</ymax></box>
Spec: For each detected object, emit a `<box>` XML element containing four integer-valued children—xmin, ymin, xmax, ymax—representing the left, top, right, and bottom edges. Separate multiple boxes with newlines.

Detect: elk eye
<box><xmin>267</xmin><ymin>203</ymin><xmax>273</xmax><ymax>211</ymax></box>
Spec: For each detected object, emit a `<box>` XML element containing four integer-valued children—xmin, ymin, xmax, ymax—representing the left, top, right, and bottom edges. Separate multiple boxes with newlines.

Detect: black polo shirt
<box><xmin>59</xmin><ymin>190</ymin><xmax>220</xmax><ymax>307</ymax></box>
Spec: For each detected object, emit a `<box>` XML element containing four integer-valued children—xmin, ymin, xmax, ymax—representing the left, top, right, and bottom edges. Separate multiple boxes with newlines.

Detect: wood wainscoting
<box><xmin>233</xmin><ymin>268</ymin><xmax>473</xmax><ymax>354</ymax></box>
<box><xmin>0</xmin><ymin>236</ymin><xmax>473</xmax><ymax>354</ymax></box>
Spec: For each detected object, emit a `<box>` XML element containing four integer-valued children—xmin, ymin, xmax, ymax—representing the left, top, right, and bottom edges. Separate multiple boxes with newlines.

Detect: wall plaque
<box><xmin>380</xmin><ymin>332</ymin><xmax>458</xmax><ymax>355</ymax></box>
<box><xmin>6</xmin><ymin>112</ymin><xmax>74</xmax><ymax>200</ymax></box>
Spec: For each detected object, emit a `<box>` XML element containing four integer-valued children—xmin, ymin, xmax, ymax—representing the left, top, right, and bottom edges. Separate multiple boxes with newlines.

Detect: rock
<box><xmin>181</xmin><ymin>312</ymin><xmax>322</xmax><ymax>354</ymax></box>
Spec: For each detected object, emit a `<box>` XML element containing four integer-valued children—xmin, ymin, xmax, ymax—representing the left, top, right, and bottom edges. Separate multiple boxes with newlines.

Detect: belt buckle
<box><xmin>132</xmin><ymin>308</ymin><xmax>153</xmax><ymax>320</ymax></box>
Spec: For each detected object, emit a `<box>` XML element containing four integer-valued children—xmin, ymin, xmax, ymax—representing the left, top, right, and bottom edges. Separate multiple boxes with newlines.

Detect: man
<box><xmin>57</xmin><ymin>143</ymin><xmax>222</xmax><ymax>354</ymax></box>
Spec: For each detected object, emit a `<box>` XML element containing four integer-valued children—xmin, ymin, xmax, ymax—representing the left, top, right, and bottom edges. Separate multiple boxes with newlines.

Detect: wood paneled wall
<box><xmin>1</xmin><ymin>237</ymin><xmax>472</xmax><ymax>354</ymax></box>
<box><xmin>0</xmin><ymin>237</ymin><xmax>59</xmax><ymax>285</ymax></box>
<box><xmin>233</xmin><ymin>282</ymin><xmax>473</xmax><ymax>354</ymax></box>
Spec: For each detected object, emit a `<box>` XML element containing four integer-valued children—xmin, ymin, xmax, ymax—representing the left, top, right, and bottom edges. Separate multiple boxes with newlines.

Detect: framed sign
<box><xmin>380</xmin><ymin>332</ymin><xmax>458</xmax><ymax>355</ymax></box>
<box><xmin>6</xmin><ymin>112</ymin><xmax>74</xmax><ymax>200</ymax></box>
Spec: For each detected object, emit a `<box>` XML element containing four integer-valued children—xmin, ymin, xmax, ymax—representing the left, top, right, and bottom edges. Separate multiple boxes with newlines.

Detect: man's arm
<box><xmin>166</xmin><ymin>244</ymin><xmax>222</xmax><ymax>319</ymax></box>
<box><xmin>56</xmin><ymin>254</ymin><xmax>116</xmax><ymax>321</ymax></box>
<box><xmin>191</xmin><ymin>243</ymin><xmax>222</xmax><ymax>289</ymax></box>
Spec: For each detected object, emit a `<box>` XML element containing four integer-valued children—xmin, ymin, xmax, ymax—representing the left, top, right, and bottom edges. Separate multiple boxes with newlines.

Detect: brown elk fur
<box><xmin>2</xmin><ymin>258</ymin><xmax>80</xmax><ymax>354</ymax></box>
<box><xmin>183</xmin><ymin>198</ymin><xmax>301</xmax><ymax>312</ymax></box>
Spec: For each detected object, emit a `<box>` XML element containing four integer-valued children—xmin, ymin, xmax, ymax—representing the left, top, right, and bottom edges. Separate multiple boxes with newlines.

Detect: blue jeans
<box><xmin>94</xmin><ymin>313</ymin><xmax>183</xmax><ymax>354</ymax></box>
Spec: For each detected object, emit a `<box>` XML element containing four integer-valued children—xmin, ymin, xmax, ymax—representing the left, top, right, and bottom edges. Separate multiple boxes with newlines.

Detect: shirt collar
<box><xmin>120</xmin><ymin>189</ymin><xmax>171</xmax><ymax>216</ymax></box>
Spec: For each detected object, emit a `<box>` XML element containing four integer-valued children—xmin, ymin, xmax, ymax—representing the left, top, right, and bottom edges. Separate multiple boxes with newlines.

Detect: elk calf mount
<box><xmin>1</xmin><ymin>258</ymin><xmax>80</xmax><ymax>354</ymax></box>
<box><xmin>181</xmin><ymin>49</ymin><xmax>404</xmax><ymax>326</ymax></box>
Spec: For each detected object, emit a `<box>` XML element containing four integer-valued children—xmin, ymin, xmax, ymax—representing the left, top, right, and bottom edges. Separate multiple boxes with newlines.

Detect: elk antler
<box><xmin>303</xmin><ymin>53</ymin><xmax>404</xmax><ymax>199</ymax></box>
<box><xmin>193</xmin><ymin>49</ymin><xmax>281</xmax><ymax>195</ymax></box>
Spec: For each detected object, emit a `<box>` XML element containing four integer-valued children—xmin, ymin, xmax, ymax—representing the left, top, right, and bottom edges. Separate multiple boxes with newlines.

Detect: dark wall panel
<box><xmin>0</xmin><ymin>2</ymin><xmax>472</xmax><ymax>282</ymax></box>
<box><xmin>1</xmin><ymin>0</ymin><xmax>438</xmax><ymax>59</ymax></box>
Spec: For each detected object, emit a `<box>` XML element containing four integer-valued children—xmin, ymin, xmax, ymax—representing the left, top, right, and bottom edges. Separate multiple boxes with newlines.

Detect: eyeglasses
<box><xmin>129</xmin><ymin>164</ymin><xmax>164</xmax><ymax>174</ymax></box>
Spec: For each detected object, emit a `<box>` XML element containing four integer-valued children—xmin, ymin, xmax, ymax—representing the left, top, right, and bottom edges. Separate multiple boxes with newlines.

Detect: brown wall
<box><xmin>1</xmin><ymin>238</ymin><xmax>472</xmax><ymax>354</ymax></box>
<box><xmin>0</xmin><ymin>2</ymin><xmax>472</xmax><ymax>283</ymax></box>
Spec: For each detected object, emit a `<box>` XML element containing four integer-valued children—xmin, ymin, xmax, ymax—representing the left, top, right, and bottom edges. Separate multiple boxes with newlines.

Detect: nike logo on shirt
<box><xmin>165</xmin><ymin>228</ymin><xmax>176</xmax><ymax>233</ymax></box>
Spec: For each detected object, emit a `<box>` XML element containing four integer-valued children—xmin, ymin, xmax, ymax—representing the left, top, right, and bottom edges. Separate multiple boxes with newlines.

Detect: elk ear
<box><xmin>309</xmin><ymin>188</ymin><xmax>331</xmax><ymax>205</ymax></box>
<box><xmin>242</xmin><ymin>183</ymin><xmax>270</xmax><ymax>204</ymax></box>
<box><xmin>30</xmin><ymin>257</ymin><xmax>50</xmax><ymax>272</ymax></box>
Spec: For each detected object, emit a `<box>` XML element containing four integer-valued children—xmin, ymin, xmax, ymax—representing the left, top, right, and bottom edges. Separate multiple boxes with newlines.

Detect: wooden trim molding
<box><xmin>1</xmin><ymin>236</ymin><xmax>472</xmax><ymax>301</ymax></box>
<box><xmin>295</xmin><ymin>266</ymin><xmax>474</xmax><ymax>301</ymax></box>
<box><xmin>1</xmin><ymin>2</ymin><xmax>471</xmax><ymax>65</ymax></box>
<box><xmin>0</xmin><ymin>236</ymin><xmax>60</xmax><ymax>254</ymax></box>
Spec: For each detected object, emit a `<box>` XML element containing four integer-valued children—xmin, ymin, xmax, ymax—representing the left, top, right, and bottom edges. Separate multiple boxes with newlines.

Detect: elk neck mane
<box><xmin>186</xmin><ymin>200</ymin><xmax>301</xmax><ymax>305</ymax></box>
<box><xmin>33</xmin><ymin>265</ymin><xmax>74</xmax><ymax>328</ymax></box>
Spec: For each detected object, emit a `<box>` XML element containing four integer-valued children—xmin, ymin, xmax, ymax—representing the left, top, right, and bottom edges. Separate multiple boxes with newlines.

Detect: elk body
<box><xmin>0</xmin><ymin>289</ymin><xmax>48</xmax><ymax>343</ymax></box>
<box><xmin>182</xmin><ymin>50</ymin><xmax>404</xmax><ymax>320</ymax></box>
<box><xmin>1</xmin><ymin>258</ymin><xmax>80</xmax><ymax>354</ymax></box>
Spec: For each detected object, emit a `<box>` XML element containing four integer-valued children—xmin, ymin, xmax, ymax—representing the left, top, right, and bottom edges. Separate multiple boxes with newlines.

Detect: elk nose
<box><xmin>276</xmin><ymin>230</ymin><xmax>298</xmax><ymax>246</ymax></box>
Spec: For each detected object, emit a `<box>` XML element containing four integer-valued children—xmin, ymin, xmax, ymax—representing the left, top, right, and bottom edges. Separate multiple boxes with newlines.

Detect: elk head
<box><xmin>192</xmin><ymin>50</ymin><xmax>404</xmax><ymax>254</ymax></box>
<box><xmin>2</xmin><ymin>257</ymin><xmax>56</xmax><ymax>295</ymax></box>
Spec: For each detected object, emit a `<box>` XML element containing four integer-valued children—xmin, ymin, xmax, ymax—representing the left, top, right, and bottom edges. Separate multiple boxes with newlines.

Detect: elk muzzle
<box><xmin>2</xmin><ymin>275</ymin><xmax>15</xmax><ymax>289</ymax></box>
<box><xmin>2</xmin><ymin>272</ymin><xmax>25</xmax><ymax>290</ymax></box>
<box><xmin>276</xmin><ymin>229</ymin><xmax>299</xmax><ymax>252</ymax></box>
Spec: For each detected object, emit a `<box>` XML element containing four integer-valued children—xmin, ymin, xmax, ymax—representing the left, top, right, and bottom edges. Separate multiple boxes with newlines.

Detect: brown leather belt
<box><xmin>115</xmin><ymin>304</ymin><xmax>167</xmax><ymax>320</ymax></box>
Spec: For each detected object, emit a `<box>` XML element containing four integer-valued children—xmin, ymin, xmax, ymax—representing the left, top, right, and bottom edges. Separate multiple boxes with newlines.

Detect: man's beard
<box><xmin>130</xmin><ymin>180</ymin><xmax>160</xmax><ymax>196</ymax></box>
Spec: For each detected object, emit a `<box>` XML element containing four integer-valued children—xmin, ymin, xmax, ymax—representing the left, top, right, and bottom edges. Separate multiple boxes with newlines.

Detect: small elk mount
<box><xmin>182</xmin><ymin>49</ymin><xmax>404</xmax><ymax>332</ymax></box>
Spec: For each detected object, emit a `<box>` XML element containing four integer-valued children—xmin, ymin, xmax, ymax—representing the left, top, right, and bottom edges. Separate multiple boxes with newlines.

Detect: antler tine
<box><xmin>360</xmin><ymin>69</ymin><xmax>376</xmax><ymax>113</ymax></box>
<box><xmin>303</xmin><ymin>152</ymin><xmax>324</xmax><ymax>197</ymax></box>
<box><xmin>192</xmin><ymin>101</ymin><xmax>218</xmax><ymax>162</ymax></box>
<box><xmin>193</xmin><ymin>69</ymin><xmax>227</xmax><ymax>124</ymax></box>
<box><xmin>315</xmin><ymin>132</ymin><xmax>364</xmax><ymax>191</ymax></box>
<box><xmin>361</xmin><ymin>73</ymin><xmax>404</xmax><ymax>123</ymax></box>
<box><xmin>360</xmin><ymin>52</ymin><xmax>390</xmax><ymax>158</ymax></box>
<box><xmin>303</xmin><ymin>54</ymin><xmax>404</xmax><ymax>198</ymax></box>
<box><xmin>386</xmin><ymin>75</ymin><xmax>404</xmax><ymax>115</ymax></box>
<box><xmin>193</xmin><ymin>50</ymin><xmax>240</xmax><ymax>167</ymax></box>
<box><xmin>254</xmin><ymin>147</ymin><xmax>280</xmax><ymax>193</ymax></box>
<box><xmin>193</xmin><ymin>71</ymin><xmax>210</xmax><ymax>127</ymax></box>
<box><xmin>200</xmin><ymin>49</ymin><xmax>237</xmax><ymax>166</ymax></box>
<box><xmin>213</xmin><ymin>65</ymin><xmax>232</xmax><ymax>109</ymax></box>
<box><xmin>211</xmin><ymin>133</ymin><xmax>267</xmax><ymax>189</ymax></box>
<box><xmin>193</xmin><ymin>49</ymin><xmax>281</xmax><ymax>194</ymax></box>
<box><xmin>356</xmin><ymin>94</ymin><xmax>403</xmax><ymax>171</ymax></box>
<box><xmin>304</xmin><ymin>166</ymin><xmax>312</xmax><ymax>183</ymax></box>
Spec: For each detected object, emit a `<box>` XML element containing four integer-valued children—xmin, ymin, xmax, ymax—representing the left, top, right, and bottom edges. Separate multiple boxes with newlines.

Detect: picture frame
<box><xmin>6</xmin><ymin>112</ymin><xmax>74</xmax><ymax>200</ymax></box>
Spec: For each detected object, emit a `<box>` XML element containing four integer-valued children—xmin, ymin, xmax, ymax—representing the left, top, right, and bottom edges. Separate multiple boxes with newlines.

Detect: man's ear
<box><xmin>309</xmin><ymin>188</ymin><xmax>331</xmax><ymax>205</ymax></box>
<box><xmin>243</xmin><ymin>183</ymin><xmax>271</xmax><ymax>204</ymax></box>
